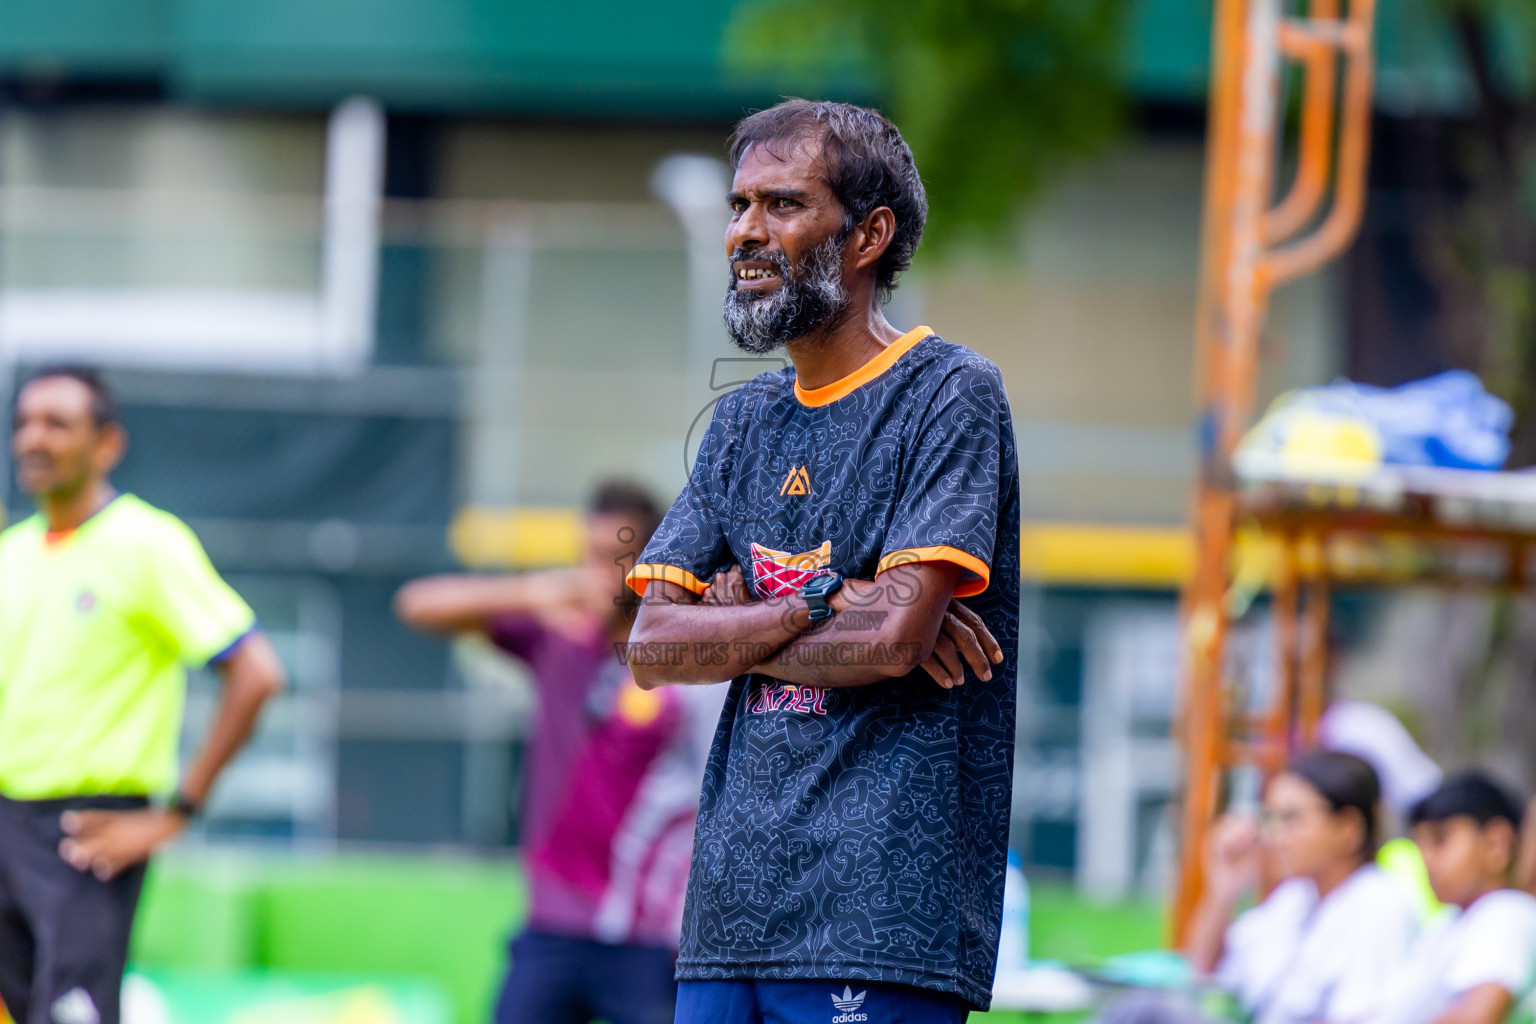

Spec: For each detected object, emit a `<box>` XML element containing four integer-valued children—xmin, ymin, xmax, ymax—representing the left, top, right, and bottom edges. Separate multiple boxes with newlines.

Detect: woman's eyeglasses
<box><xmin>1259</xmin><ymin>800</ymin><xmax>1333</xmax><ymax>836</ymax></box>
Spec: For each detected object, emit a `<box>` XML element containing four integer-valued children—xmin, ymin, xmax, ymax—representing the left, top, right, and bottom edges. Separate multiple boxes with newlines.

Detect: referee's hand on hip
<box><xmin>58</xmin><ymin>808</ymin><xmax>186</xmax><ymax>881</ymax></box>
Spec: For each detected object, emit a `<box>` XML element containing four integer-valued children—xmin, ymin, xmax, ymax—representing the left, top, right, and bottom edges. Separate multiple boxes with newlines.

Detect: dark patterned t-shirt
<box><xmin>627</xmin><ymin>326</ymin><xmax>1020</xmax><ymax>1009</ymax></box>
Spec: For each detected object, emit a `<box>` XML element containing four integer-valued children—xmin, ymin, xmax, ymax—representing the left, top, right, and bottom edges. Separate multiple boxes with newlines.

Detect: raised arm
<box><xmin>1185</xmin><ymin>815</ymin><xmax>1260</xmax><ymax>974</ymax></box>
<box><xmin>394</xmin><ymin>569</ymin><xmax>589</xmax><ymax>635</ymax></box>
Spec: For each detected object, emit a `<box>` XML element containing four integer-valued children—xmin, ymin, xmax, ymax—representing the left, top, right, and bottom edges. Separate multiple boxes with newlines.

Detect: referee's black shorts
<box><xmin>0</xmin><ymin>794</ymin><xmax>149</xmax><ymax>1024</ymax></box>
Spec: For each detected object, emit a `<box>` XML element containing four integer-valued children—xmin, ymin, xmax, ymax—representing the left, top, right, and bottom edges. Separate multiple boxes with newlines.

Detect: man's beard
<box><xmin>722</xmin><ymin>233</ymin><xmax>850</xmax><ymax>354</ymax></box>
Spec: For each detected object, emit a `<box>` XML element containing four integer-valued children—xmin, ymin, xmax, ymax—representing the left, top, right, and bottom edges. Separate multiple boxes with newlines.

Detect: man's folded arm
<box><xmin>749</xmin><ymin>561</ymin><xmax>965</xmax><ymax>689</ymax></box>
<box><xmin>629</xmin><ymin>561</ymin><xmax>981</xmax><ymax>691</ymax></box>
<box><xmin>626</xmin><ymin>577</ymin><xmax>811</xmax><ymax>688</ymax></box>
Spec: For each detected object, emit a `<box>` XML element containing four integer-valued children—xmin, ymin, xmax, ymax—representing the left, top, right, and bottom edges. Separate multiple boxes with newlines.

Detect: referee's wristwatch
<box><xmin>163</xmin><ymin>790</ymin><xmax>202</xmax><ymax>821</ymax></box>
<box><xmin>800</xmin><ymin>572</ymin><xmax>844</xmax><ymax>625</ymax></box>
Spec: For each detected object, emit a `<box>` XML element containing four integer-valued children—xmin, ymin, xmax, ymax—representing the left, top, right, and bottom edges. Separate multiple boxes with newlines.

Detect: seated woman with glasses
<box><xmin>1183</xmin><ymin>750</ymin><xmax>1420</xmax><ymax>1024</ymax></box>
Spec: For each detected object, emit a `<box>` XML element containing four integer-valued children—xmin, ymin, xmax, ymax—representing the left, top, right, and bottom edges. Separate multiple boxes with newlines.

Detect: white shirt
<box><xmin>1218</xmin><ymin>865</ymin><xmax>1419</xmax><ymax>1024</ymax></box>
<box><xmin>1370</xmin><ymin>889</ymin><xmax>1536</xmax><ymax>1024</ymax></box>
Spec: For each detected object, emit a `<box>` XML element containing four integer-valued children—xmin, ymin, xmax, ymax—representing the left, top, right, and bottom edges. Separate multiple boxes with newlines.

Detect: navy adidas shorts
<box><xmin>675</xmin><ymin>980</ymin><xmax>970</xmax><ymax>1024</ymax></box>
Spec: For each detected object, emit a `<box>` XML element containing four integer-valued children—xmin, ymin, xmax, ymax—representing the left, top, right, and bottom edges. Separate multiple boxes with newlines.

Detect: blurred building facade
<box><xmin>0</xmin><ymin>0</ymin><xmax>1485</xmax><ymax>887</ymax></box>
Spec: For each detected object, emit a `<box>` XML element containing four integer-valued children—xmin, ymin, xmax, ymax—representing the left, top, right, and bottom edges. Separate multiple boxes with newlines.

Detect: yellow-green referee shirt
<box><xmin>0</xmin><ymin>494</ymin><xmax>255</xmax><ymax>800</ymax></box>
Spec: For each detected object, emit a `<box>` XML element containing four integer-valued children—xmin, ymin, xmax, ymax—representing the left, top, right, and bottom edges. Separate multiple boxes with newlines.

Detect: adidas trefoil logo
<box><xmin>831</xmin><ymin>986</ymin><xmax>868</xmax><ymax>1023</ymax></box>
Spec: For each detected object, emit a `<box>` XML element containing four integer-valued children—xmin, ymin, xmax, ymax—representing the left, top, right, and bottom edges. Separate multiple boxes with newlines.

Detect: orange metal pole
<box><xmin>1298</xmin><ymin>541</ymin><xmax>1331</xmax><ymax>747</ymax></box>
<box><xmin>1262</xmin><ymin>0</ymin><xmax>1377</xmax><ymax>287</ymax></box>
<box><xmin>1173</xmin><ymin>0</ymin><xmax>1377</xmax><ymax>942</ymax></box>
<box><xmin>1175</xmin><ymin>0</ymin><xmax>1281</xmax><ymax>942</ymax></box>
<box><xmin>1256</xmin><ymin>539</ymin><xmax>1297</xmax><ymax>907</ymax></box>
<box><xmin>1175</xmin><ymin>492</ymin><xmax>1236</xmax><ymax>939</ymax></box>
<box><xmin>1267</xmin><ymin>534</ymin><xmax>1300</xmax><ymax>773</ymax></box>
<box><xmin>1174</xmin><ymin>0</ymin><xmax>1243</xmax><ymax>942</ymax></box>
<box><xmin>1219</xmin><ymin>0</ymin><xmax>1283</xmax><ymax>447</ymax></box>
<box><xmin>1264</xmin><ymin>0</ymin><xmax>1339</xmax><ymax>244</ymax></box>
<box><xmin>1190</xmin><ymin>0</ymin><xmax>1249</xmax><ymax>399</ymax></box>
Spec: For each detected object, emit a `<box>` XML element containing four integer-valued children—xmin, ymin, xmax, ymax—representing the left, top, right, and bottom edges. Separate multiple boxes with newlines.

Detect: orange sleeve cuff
<box><xmin>876</xmin><ymin>546</ymin><xmax>991</xmax><ymax>598</ymax></box>
<box><xmin>626</xmin><ymin>563</ymin><xmax>709</xmax><ymax>597</ymax></box>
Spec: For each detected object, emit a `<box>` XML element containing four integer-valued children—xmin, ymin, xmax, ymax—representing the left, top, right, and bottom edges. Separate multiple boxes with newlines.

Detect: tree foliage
<box><xmin>724</xmin><ymin>0</ymin><xmax>1130</xmax><ymax>250</ymax></box>
<box><xmin>1417</xmin><ymin>0</ymin><xmax>1536</xmax><ymax>460</ymax></box>
<box><xmin>1388</xmin><ymin>0</ymin><xmax>1536</xmax><ymax>776</ymax></box>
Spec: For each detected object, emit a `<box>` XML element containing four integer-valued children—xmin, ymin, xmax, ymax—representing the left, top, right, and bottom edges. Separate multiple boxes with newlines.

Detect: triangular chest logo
<box><xmin>780</xmin><ymin>465</ymin><xmax>811</xmax><ymax>496</ymax></box>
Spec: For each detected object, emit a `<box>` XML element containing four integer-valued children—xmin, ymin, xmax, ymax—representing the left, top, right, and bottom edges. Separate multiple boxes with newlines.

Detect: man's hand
<box><xmin>58</xmin><ymin>809</ymin><xmax>186</xmax><ymax>881</ymax></box>
<box><xmin>1428</xmin><ymin>981</ymin><xmax>1516</xmax><ymax>1024</ymax></box>
<box><xmin>920</xmin><ymin>599</ymin><xmax>1004</xmax><ymax>690</ymax></box>
<box><xmin>702</xmin><ymin>565</ymin><xmax>754</xmax><ymax>606</ymax></box>
<box><xmin>537</xmin><ymin>565</ymin><xmax>621</xmax><ymax>640</ymax></box>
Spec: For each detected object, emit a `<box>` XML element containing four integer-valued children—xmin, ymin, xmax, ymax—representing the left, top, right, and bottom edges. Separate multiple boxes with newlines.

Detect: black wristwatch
<box><xmin>800</xmin><ymin>572</ymin><xmax>844</xmax><ymax>624</ymax></box>
<box><xmin>166</xmin><ymin>790</ymin><xmax>201</xmax><ymax>820</ymax></box>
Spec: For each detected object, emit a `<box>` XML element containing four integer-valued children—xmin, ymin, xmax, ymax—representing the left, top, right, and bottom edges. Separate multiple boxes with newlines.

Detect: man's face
<box><xmin>12</xmin><ymin>377</ymin><xmax>121</xmax><ymax>501</ymax></box>
<box><xmin>1413</xmin><ymin>816</ymin><xmax>1511</xmax><ymax>907</ymax></box>
<box><xmin>722</xmin><ymin>140</ymin><xmax>853</xmax><ymax>353</ymax></box>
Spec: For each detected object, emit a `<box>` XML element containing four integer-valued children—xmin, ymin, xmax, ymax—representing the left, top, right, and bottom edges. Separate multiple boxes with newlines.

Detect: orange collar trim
<box><xmin>792</xmin><ymin>325</ymin><xmax>933</xmax><ymax>408</ymax></box>
<box><xmin>44</xmin><ymin>528</ymin><xmax>75</xmax><ymax>548</ymax></box>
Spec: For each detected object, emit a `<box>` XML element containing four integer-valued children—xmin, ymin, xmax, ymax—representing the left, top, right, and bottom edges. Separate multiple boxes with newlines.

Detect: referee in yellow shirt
<box><xmin>0</xmin><ymin>367</ymin><xmax>285</xmax><ymax>1024</ymax></box>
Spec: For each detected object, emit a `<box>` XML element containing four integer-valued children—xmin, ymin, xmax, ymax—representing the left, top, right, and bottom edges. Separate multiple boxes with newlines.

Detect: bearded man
<box><xmin>625</xmin><ymin>100</ymin><xmax>1022</xmax><ymax>1024</ymax></box>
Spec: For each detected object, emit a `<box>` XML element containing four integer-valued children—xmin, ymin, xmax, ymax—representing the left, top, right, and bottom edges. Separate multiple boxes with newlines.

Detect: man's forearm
<box><xmin>628</xmin><ymin>587</ymin><xmax>810</xmax><ymax>687</ymax></box>
<box><xmin>749</xmin><ymin>633</ymin><xmax>921</xmax><ymax>688</ymax></box>
<box><xmin>394</xmin><ymin>572</ymin><xmax>560</xmax><ymax>634</ymax></box>
<box><xmin>749</xmin><ymin>572</ymin><xmax>949</xmax><ymax>688</ymax></box>
<box><xmin>180</xmin><ymin>632</ymin><xmax>285</xmax><ymax>806</ymax></box>
<box><xmin>1429</xmin><ymin>984</ymin><xmax>1514</xmax><ymax>1024</ymax></box>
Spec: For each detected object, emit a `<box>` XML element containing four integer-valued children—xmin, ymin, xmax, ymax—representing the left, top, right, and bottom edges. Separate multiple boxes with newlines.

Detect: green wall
<box><xmin>132</xmin><ymin>853</ymin><xmax>525</xmax><ymax>1024</ymax></box>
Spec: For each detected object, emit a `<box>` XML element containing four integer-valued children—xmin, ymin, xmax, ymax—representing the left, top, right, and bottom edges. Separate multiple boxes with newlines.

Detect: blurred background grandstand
<box><xmin>0</xmin><ymin>0</ymin><xmax>1531</xmax><ymax>1021</ymax></box>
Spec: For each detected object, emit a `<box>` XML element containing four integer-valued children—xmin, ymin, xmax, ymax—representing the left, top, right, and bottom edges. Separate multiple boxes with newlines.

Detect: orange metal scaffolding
<box><xmin>1173</xmin><ymin>0</ymin><xmax>1379</xmax><ymax>941</ymax></box>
